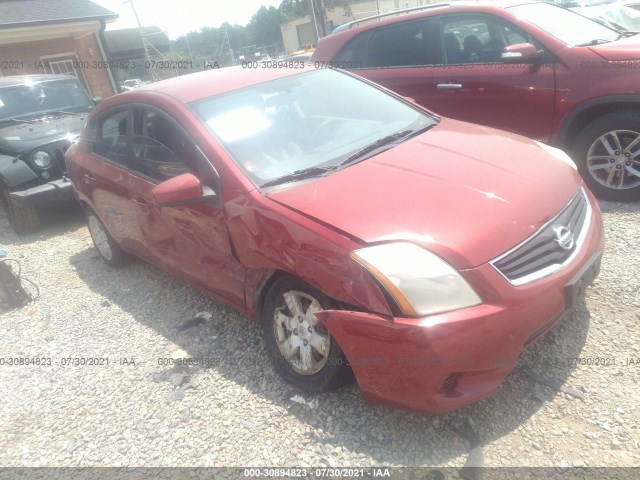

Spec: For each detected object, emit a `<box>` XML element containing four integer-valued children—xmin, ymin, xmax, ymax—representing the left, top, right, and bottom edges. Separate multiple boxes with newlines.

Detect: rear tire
<box><xmin>86</xmin><ymin>210</ymin><xmax>128</xmax><ymax>267</ymax></box>
<box><xmin>0</xmin><ymin>186</ymin><xmax>40</xmax><ymax>235</ymax></box>
<box><xmin>261</xmin><ymin>275</ymin><xmax>352</xmax><ymax>393</ymax></box>
<box><xmin>573</xmin><ymin>112</ymin><xmax>640</xmax><ymax>201</ymax></box>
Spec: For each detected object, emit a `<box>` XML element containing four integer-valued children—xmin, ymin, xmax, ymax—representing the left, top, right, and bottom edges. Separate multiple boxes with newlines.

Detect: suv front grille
<box><xmin>491</xmin><ymin>188</ymin><xmax>591</xmax><ymax>286</ymax></box>
<box><xmin>50</xmin><ymin>140</ymin><xmax>71</xmax><ymax>172</ymax></box>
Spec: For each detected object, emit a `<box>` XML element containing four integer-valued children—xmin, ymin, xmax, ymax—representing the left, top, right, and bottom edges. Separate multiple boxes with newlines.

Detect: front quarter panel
<box><xmin>225</xmin><ymin>190</ymin><xmax>393</xmax><ymax>318</ymax></box>
<box><xmin>0</xmin><ymin>154</ymin><xmax>38</xmax><ymax>188</ymax></box>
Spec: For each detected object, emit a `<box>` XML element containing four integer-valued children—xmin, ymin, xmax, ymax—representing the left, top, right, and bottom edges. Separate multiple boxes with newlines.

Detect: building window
<box><xmin>40</xmin><ymin>54</ymin><xmax>90</xmax><ymax>94</ymax></box>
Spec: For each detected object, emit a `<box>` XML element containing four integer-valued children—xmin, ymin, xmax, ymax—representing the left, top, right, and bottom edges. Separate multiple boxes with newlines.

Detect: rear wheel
<box><xmin>0</xmin><ymin>186</ymin><xmax>40</xmax><ymax>235</ymax></box>
<box><xmin>573</xmin><ymin>112</ymin><xmax>640</xmax><ymax>201</ymax></box>
<box><xmin>261</xmin><ymin>276</ymin><xmax>351</xmax><ymax>393</ymax></box>
<box><xmin>86</xmin><ymin>210</ymin><xmax>128</xmax><ymax>267</ymax></box>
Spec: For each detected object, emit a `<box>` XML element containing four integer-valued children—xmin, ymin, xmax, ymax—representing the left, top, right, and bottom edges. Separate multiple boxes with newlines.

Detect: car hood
<box><xmin>266</xmin><ymin>119</ymin><xmax>584</xmax><ymax>269</ymax></box>
<box><xmin>589</xmin><ymin>34</ymin><xmax>640</xmax><ymax>60</ymax></box>
<box><xmin>0</xmin><ymin>114</ymin><xmax>87</xmax><ymax>154</ymax></box>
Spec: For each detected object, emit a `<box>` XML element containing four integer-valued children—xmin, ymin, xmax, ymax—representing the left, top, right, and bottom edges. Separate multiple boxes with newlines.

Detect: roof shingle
<box><xmin>0</xmin><ymin>0</ymin><xmax>117</xmax><ymax>28</ymax></box>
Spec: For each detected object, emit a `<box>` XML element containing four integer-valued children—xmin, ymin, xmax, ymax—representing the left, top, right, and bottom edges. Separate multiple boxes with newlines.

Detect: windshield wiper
<box><xmin>0</xmin><ymin>118</ymin><xmax>30</xmax><ymax>125</ymax></box>
<box><xmin>579</xmin><ymin>38</ymin><xmax>614</xmax><ymax>46</ymax></box>
<box><xmin>327</xmin><ymin>127</ymin><xmax>432</xmax><ymax>173</ymax></box>
<box><xmin>259</xmin><ymin>125</ymin><xmax>434</xmax><ymax>188</ymax></box>
<box><xmin>46</xmin><ymin>109</ymin><xmax>82</xmax><ymax>117</ymax></box>
<box><xmin>617</xmin><ymin>31</ymin><xmax>638</xmax><ymax>39</ymax></box>
<box><xmin>260</xmin><ymin>166</ymin><xmax>331</xmax><ymax>188</ymax></box>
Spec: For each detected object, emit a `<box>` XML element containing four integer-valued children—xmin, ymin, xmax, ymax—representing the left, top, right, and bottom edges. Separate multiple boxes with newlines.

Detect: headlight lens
<box><xmin>351</xmin><ymin>242</ymin><xmax>481</xmax><ymax>317</ymax></box>
<box><xmin>534</xmin><ymin>141</ymin><xmax>577</xmax><ymax>170</ymax></box>
<box><xmin>32</xmin><ymin>150</ymin><xmax>52</xmax><ymax>168</ymax></box>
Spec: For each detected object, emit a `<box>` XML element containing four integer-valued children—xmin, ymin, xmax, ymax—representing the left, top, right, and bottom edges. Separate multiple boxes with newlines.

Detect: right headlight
<box><xmin>351</xmin><ymin>242</ymin><xmax>481</xmax><ymax>317</ymax></box>
<box><xmin>32</xmin><ymin>150</ymin><xmax>52</xmax><ymax>169</ymax></box>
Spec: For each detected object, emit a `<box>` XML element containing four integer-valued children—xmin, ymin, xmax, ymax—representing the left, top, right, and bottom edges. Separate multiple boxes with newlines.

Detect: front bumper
<box><xmin>10</xmin><ymin>178</ymin><xmax>75</xmax><ymax>207</ymax></box>
<box><xmin>315</xmin><ymin>191</ymin><xmax>605</xmax><ymax>414</ymax></box>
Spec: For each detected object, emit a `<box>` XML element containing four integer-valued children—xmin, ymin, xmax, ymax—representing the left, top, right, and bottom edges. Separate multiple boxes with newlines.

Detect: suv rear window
<box><xmin>338</xmin><ymin>20</ymin><xmax>433</xmax><ymax>68</ymax></box>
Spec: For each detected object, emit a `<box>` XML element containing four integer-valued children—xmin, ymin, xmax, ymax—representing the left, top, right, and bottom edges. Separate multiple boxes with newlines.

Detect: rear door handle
<box><xmin>437</xmin><ymin>83</ymin><xmax>463</xmax><ymax>89</ymax></box>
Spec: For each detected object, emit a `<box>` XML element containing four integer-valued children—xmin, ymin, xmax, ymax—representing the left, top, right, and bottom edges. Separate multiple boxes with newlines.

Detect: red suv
<box><xmin>312</xmin><ymin>1</ymin><xmax>640</xmax><ymax>201</ymax></box>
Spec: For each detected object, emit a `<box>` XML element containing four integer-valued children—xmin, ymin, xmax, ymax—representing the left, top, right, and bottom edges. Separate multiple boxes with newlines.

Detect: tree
<box><xmin>247</xmin><ymin>6</ymin><xmax>285</xmax><ymax>46</ymax></box>
<box><xmin>280</xmin><ymin>0</ymin><xmax>309</xmax><ymax>20</ymax></box>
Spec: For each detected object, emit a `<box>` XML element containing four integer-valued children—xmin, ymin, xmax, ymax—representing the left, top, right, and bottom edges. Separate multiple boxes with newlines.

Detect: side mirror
<box><xmin>152</xmin><ymin>173</ymin><xmax>218</xmax><ymax>208</ymax></box>
<box><xmin>501</xmin><ymin>43</ymin><xmax>541</xmax><ymax>64</ymax></box>
<box><xmin>92</xmin><ymin>96</ymin><xmax>103</xmax><ymax>105</ymax></box>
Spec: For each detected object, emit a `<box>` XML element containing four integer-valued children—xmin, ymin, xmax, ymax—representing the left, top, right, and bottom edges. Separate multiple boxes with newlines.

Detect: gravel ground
<box><xmin>0</xmin><ymin>199</ymin><xmax>638</xmax><ymax>472</ymax></box>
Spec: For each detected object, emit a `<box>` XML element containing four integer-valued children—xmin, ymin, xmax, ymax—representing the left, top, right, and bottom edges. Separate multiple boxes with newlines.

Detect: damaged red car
<box><xmin>65</xmin><ymin>66</ymin><xmax>604</xmax><ymax>414</ymax></box>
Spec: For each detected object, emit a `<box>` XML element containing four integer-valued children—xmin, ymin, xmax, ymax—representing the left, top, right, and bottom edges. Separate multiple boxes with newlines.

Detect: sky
<box><xmin>93</xmin><ymin>0</ymin><xmax>284</xmax><ymax>38</ymax></box>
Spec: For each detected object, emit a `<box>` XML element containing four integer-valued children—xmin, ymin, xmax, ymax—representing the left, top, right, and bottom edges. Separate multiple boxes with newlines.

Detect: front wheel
<box><xmin>573</xmin><ymin>112</ymin><xmax>640</xmax><ymax>201</ymax></box>
<box><xmin>0</xmin><ymin>186</ymin><xmax>40</xmax><ymax>235</ymax></box>
<box><xmin>261</xmin><ymin>276</ymin><xmax>351</xmax><ymax>393</ymax></box>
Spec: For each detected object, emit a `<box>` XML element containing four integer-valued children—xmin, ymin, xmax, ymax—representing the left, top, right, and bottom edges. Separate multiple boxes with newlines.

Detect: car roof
<box><xmin>133</xmin><ymin>65</ymin><xmax>315</xmax><ymax>104</ymax></box>
<box><xmin>330</xmin><ymin>1</ymin><xmax>543</xmax><ymax>33</ymax></box>
<box><xmin>0</xmin><ymin>74</ymin><xmax>78</xmax><ymax>88</ymax></box>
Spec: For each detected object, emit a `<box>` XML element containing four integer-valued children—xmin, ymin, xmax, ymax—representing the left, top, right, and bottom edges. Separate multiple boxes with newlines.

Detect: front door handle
<box><xmin>437</xmin><ymin>83</ymin><xmax>463</xmax><ymax>89</ymax></box>
<box><xmin>83</xmin><ymin>173</ymin><xmax>96</xmax><ymax>185</ymax></box>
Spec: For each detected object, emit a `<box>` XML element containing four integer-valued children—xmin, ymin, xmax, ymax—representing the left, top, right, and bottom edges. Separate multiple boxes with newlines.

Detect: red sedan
<box><xmin>65</xmin><ymin>66</ymin><xmax>604</xmax><ymax>414</ymax></box>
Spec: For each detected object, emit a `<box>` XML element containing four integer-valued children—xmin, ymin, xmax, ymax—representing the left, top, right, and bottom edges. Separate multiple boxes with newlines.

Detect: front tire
<box><xmin>86</xmin><ymin>210</ymin><xmax>128</xmax><ymax>267</ymax></box>
<box><xmin>261</xmin><ymin>276</ymin><xmax>351</xmax><ymax>393</ymax></box>
<box><xmin>573</xmin><ymin>112</ymin><xmax>640</xmax><ymax>201</ymax></box>
<box><xmin>0</xmin><ymin>186</ymin><xmax>40</xmax><ymax>235</ymax></box>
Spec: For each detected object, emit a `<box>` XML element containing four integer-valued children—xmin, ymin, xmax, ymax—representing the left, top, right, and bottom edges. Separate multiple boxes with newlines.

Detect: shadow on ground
<box><xmin>68</xmin><ymin>243</ymin><xmax>592</xmax><ymax>467</ymax></box>
<box><xmin>0</xmin><ymin>203</ymin><xmax>85</xmax><ymax>248</ymax></box>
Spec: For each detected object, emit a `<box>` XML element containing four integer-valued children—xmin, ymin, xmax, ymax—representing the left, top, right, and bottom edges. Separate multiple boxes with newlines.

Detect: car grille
<box><xmin>49</xmin><ymin>140</ymin><xmax>71</xmax><ymax>173</ymax></box>
<box><xmin>491</xmin><ymin>188</ymin><xmax>591</xmax><ymax>286</ymax></box>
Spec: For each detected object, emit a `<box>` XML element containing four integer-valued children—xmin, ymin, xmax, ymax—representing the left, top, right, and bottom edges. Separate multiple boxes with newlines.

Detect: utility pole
<box><xmin>126</xmin><ymin>0</ymin><xmax>155</xmax><ymax>80</ymax></box>
<box><xmin>309</xmin><ymin>0</ymin><xmax>320</xmax><ymax>43</ymax></box>
<box><xmin>218</xmin><ymin>24</ymin><xmax>235</xmax><ymax>66</ymax></box>
<box><xmin>185</xmin><ymin>33</ymin><xmax>195</xmax><ymax>68</ymax></box>
<box><xmin>309</xmin><ymin>0</ymin><xmax>327</xmax><ymax>43</ymax></box>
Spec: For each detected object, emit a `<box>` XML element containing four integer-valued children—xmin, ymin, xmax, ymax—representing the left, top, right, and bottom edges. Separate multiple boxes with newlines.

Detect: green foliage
<box><xmin>247</xmin><ymin>6</ymin><xmax>286</xmax><ymax>46</ymax></box>
<box><xmin>170</xmin><ymin>0</ymin><xmax>359</xmax><ymax>58</ymax></box>
<box><xmin>280</xmin><ymin>0</ymin><xmax>310</xmax><ymax>20</ymax></box>
<box><xmin>171</xmin><ymin>23</ymin><xmax>251</xmax><ymax>61</ymax></box>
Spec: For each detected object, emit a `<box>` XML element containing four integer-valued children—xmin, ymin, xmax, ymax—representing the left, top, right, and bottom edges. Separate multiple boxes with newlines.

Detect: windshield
<box><xmin>0</xmin><ymin>78</ymin><xmax>93</xmax><ymax>122</ymax></box>
<box><xmin>189</xmin><ymin>69</ymin><xmax>436</xmax><ymax>187</ymax></box>
<box><xmin>573</xmin><ymin>4</ymin><xmax>640</xmax><ymax>32</ymax></box>
<box><xmin>508</xmin><ymin>2</ymin><xmax>619</xmax><ymax>45</ymax></box>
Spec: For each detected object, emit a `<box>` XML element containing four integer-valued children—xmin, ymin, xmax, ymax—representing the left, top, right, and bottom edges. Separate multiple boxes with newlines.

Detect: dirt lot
<box><xmin>0</xmin><ymin>199</ymin><xmax>638</xmax><ymax>473</ymax></box>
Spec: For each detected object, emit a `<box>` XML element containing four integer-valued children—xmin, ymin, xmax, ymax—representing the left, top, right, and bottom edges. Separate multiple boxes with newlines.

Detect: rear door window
<box><xmin>92</xmin><ymin>108</ymin><xmax>130</xmax><ymax>166</ymax></box>
<box><xmin>358</xmin><ymin>20</ymin><xmax>433</xmax><ymax>68</ymax></box>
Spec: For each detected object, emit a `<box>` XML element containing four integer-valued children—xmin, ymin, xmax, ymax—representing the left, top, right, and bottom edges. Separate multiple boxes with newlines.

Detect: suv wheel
<box><xmin>574</xmin><ymin>112</ymin><xmax>640</xmax><ymax>201</ymax></box>
<box><xmin>261</xmin><ymin>276</ymin><xmax>351</xmax><ymax>393</ymax></box>
<box><xmin>0</xmin><ymin>186</ymin><xmax>40</xmax><ymax>234</ymax></box>
<box><xmin>86</xmin><ymin>210</ymin><xmax>128</xmax><ymax>267</ymax></box>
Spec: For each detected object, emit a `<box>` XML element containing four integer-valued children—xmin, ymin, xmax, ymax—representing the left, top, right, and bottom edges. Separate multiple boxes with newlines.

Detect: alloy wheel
<box><xmin>587</xmin><ymin>129</ymin><xmax>640</xmax><ymax>190</ymax></box>
<box><xmin>272</xmin><ymin>290</ymin><xmax>331</xmax><ymax>375</ymax></box>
